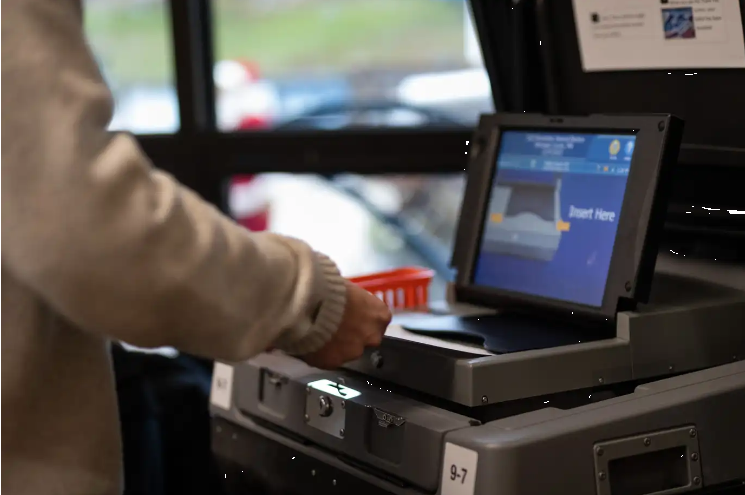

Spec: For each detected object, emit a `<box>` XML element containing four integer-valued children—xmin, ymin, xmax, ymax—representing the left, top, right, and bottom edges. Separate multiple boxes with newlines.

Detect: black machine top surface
<box><xmin>455</xmin><ymin>113</ymin><xmax>683</xmax><ymax>321</ymax></box>
<box><xmin>399</xmin><ymin>312</ymin><xmax>614</xmax><ymax>355</ymax></box>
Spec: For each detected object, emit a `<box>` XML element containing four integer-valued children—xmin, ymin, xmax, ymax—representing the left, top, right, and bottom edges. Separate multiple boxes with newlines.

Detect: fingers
<box><xmin>306</xmin><ymin>332</ymin><xmax>373</xmax><ymax>370</ymax></box>
<box><xmin>305</xmin><ymin>340</ymin><xmax>364</xmax><ymax>370</ymax></box>
<box><xmin>358</xmin><ymin>329</ymin><xmax>384</xmax><ymax>353</ymax></box>
<box><xmin>361</xmin><ymin>309</ymin><xmax>388</xmax><ymax>347</ymax></box>
<box><xmin>359</xmin><ymin>286</ymin><xmax>392</xmax><ymax>323</ymax></box>
<box><xmin>299</xmin><ymin>283</ymin><xmax>394</xmax><ymax>370</ymax></box>
<box><xmin>356</xmin><ymin>286</ymin><xmax>391</xmax><ymax>348</ymax></box>
<box><xmin>366</xmin><ymin>329</ymin><xmax>383</xmax><ymax>347</ymax></box>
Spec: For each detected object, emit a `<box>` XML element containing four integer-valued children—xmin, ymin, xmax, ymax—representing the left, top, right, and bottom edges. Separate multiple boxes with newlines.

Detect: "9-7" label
<box><xmin>441</xmin><ymin>443</ymin><xmax>478</xmax><ymax>495</ymax></box>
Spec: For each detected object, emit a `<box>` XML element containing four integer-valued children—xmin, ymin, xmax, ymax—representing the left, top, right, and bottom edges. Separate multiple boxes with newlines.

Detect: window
<box><xmin>82</xmin><ymin>0</ymin><xmax>475</xmax><ymax>298</ymax></box>
<box><xmin>217</xmin><ymin>0</ymin><xmax>486</xmax><ymax>283</ymax></box>
<box><xmin>84</xmin><ymin>0</ymin><xmax>179</xmax><ymax>134</ymax></box>
<box><xmin>227</xmin><ymin>174</ymin><xmax>466</xmax><ymax>300</ymax></box>
<box><xmin>213</xmin><ymin>0</ymin><xmax>493</xmax><ymax>132</ymax></box>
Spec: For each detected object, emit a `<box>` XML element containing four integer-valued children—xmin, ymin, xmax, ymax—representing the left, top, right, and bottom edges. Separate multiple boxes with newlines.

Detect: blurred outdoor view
<box><xmin>227</xmin><ymin>173</ymin><xmax>466</xmax><ymax>298</ymax></box>
<box><xmin>85</xmin><ymin>0</ymin><xmax>492</xmax><ymax>133</ymax></box>
<box><xmin>84</xmin><ymin>0</ymin><xmax>489</xmax><ymax>296</ymax></box>
<box><xmin>213</xmin><ymin>0</ymin><xmax>492</xmax><ymax>131</ymax></box>
<box><xmin>84</xmin><ymin>0</ymin><xmax>177</xmax><ymax>132</ymax></box>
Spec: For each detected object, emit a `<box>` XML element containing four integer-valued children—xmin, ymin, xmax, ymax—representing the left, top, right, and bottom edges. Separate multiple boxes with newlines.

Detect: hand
<box><xmin>301</xmin><ymin>282</ymin><xmax>391</xmax><ymax>369</ymax></box>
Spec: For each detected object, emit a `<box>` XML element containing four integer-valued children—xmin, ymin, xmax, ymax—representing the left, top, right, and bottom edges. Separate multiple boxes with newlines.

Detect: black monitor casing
<box><xmin>452</xmin><ymin>113</ymin><xmax>684</xmax><ymax>324</ymax></box>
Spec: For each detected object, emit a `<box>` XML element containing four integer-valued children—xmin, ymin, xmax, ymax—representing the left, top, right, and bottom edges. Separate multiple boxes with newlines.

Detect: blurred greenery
<box><xmin>84</xmin><ymin>0</ymin><xmax>466</xmax><ymax>87</ymax></box>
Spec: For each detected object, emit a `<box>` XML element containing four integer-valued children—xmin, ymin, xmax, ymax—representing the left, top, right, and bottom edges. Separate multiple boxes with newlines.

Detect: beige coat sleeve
<box><xmin>0</xmin><ymin>0</ymin><xmax>347</xmax><ymax>361</ymax></box>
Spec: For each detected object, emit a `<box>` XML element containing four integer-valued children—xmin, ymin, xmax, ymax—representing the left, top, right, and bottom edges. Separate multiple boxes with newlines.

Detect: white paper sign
<box><xmin>210</xmin><ymin>362</ymin><xmax>234</xmax><ymax>410</ymax></box>
<box><xmin>572</xmin><ymin>0</ymin><xmax>745</xmax><ymax>71</ymax></box>
<box><xmin>441</xmin><ymin>443</ymin><xmax>479</xmax><ymax>495</ymax></box>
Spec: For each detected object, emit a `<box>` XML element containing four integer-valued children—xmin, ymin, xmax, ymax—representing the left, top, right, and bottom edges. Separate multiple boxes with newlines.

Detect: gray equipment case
<box><xmin>214</xmin><ymin>359</ymin><xmax>745</xmax><ymax>495</ymax></box>
<box><xmin>210</xmin><ymin>256</ymin><xmax>745</xmax><ymax>495</ymax></box>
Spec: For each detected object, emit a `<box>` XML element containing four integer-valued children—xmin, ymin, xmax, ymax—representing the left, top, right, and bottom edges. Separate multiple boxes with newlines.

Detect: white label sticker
<box><xmin>572</xmin><ymin>0</ymin><xmax>745</xmax><ymax>72</ymax></box>
<box><xmin>441</xmin><ymin>442</ymin><xmax>479</xmax><ymax>495</ymax></box>
<box><xmin>210</xmin><ymin>362</ymin><xmax>234</xmax><ymax>410</ymax></box>
<box><xmin>307</xmin><ymin>379</ymin><xmax>362</xmax><ymax>400</ymax></box>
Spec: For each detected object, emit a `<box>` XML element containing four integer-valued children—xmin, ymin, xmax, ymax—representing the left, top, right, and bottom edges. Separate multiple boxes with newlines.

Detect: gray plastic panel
<box><xmin>445</xmin><ymin>360</ymin><xmax>745</xmax><ymax>495</ymax></box>
<box><xmin>345</xmin><ymin>272</ymin><xmax>745</xmax><ymax>407</ymax></box>
<box><xmin>213</xmin><ymin>353</ymin><xmax>476</xmax><ymax>492</ymax></box>
<box><xmin>213</xmin><ymin>361</ymin><xmax>745</xmax><ymax>495</ymax></box>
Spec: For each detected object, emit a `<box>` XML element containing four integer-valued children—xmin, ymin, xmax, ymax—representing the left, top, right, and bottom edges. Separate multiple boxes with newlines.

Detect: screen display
<box><xmin>473</xmin><ymin>130</ymin><xmax>636</xmax><ymax>307</ymax></box>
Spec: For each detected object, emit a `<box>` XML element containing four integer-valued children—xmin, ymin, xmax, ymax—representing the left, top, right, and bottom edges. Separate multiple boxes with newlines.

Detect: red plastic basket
<box><xmin>348</xmin><ymin>267</ymin><xmax>434</xmax><ymax>310</ymax></box>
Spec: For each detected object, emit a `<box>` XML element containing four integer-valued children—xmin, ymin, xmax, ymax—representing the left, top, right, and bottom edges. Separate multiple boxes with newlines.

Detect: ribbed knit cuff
<box><xmin>277</xmin><ymin>253</ymin><xmax>347</xmax><ymax>356</ymax></box>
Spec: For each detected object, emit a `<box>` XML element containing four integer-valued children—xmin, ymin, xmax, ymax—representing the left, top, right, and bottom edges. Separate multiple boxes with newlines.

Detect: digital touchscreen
<box><xmin>473</xmin><ymin>130</ymin><xmax>636</xmax><ymax>307</ymax></box>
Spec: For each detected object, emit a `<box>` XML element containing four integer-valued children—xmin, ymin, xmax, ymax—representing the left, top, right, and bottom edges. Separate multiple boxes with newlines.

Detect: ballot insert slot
<box><xmin>593</xmin><ymin>426</ymin><xmax>702</xmax><ymax>495</ymax></box>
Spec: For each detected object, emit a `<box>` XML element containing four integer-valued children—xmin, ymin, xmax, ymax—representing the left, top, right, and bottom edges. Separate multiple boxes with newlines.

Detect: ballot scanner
<box><xmin>209</xmin><ymin>112</ymin><xmax>745</xmax><ymax>495</ymax></box>
<box><xmin>209</xmin><ymin>0</ymin><xmax>745</xmax><ymax>490</ymax></box>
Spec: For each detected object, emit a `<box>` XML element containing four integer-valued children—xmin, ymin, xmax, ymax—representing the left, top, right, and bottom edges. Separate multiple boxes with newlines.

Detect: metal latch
<box><xmin>304</xmin><ymin>379</ymin><xmax>361</xmax><ymax>439</ymax></box>
<box><xmin>266</xmin><ymin>372</ymin><xmax>288</xmax><ymax>388</ymax></box>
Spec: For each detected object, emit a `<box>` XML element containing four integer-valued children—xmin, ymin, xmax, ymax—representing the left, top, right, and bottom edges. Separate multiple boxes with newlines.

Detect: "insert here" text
<box><xmin>568</xmin><ymin>205</ymin><xmax>616</xmax><ymax>222</ymax></box>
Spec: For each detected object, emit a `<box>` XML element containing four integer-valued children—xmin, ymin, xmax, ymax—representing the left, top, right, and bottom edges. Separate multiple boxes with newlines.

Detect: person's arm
<box><xmin>1</xmin><ymin>0</ymin><xmax>346</xmax><ymax>361</ymax></box>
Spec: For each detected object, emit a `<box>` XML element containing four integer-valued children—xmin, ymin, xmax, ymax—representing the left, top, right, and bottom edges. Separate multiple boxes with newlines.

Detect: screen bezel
<box><xmin>453</xmin><ymin>113</ymin><xmax>683</xmax><ymax>322</ymax></box>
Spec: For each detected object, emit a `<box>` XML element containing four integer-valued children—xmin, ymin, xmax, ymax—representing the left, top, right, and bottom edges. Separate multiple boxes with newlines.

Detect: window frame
<box><xmin>133</xmin><ymin>0</ymin><xmax>506</xmax><ymax>208</ymax></box>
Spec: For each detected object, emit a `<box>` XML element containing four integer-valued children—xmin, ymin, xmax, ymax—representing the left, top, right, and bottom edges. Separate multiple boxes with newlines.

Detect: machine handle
<box><xmin>594</xmin><ymin>426</ymin><xmax>702</xmax><ymax>495</ymax></box>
